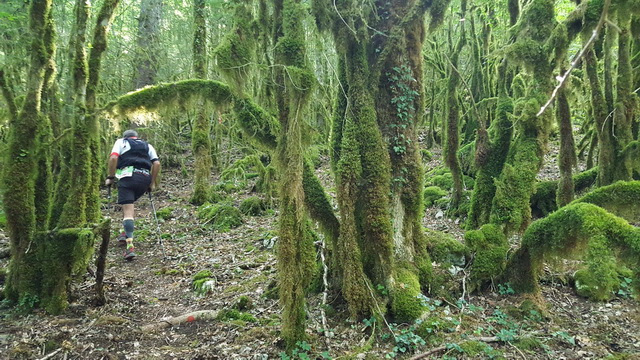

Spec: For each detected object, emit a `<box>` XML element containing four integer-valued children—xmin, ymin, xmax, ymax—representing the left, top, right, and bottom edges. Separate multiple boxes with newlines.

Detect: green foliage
<box><xmin>384</xmin><ymin>322</ymin><xmax>426</xmax><ymax>358</ymax></box>
<box><xmin>240</xmin><ymin>196</ymin><xmax>268</xmax><ymax>216</ymax></box>
<box><xmin>388</xmin><ymin>65</ymin><xmax>419</xmax><ymax>156</ymax></box>
<box><xmin>279</xmin><ymin>341</ymin><xmax>327</xmax><ymax>360</ymax></box>
<box><xmin>197</xmin><ymin>202</ymin><xmax>243</xmax><ymax>232</ymax></box>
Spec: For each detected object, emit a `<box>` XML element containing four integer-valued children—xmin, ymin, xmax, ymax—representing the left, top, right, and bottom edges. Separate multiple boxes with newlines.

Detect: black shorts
<box><xmin>117</xmin><ymin>172</ymin><xmax>152</xmax><ymax>205</ymax></box>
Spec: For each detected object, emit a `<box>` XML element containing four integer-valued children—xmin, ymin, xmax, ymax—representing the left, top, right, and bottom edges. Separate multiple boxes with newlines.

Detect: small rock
<box><xmin>435</xmin><ymin>210</ymin><xmax>444</xmax><ymax>219</ymax></box>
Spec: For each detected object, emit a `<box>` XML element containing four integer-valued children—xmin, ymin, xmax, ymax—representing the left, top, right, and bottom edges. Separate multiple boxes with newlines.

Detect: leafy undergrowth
<box><xmin>0</xmin><ymin>160</ymin><xmax>639</xmax><ymax>359</ymax></box>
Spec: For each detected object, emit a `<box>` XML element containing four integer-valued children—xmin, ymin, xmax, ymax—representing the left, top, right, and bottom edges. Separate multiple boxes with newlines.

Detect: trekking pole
<box><xmin>107</xmin><ymin>185</ymin><xmax>112</xmax><ymax>216</ymax></box>
<box><xmin>148</xmin><ymin>191</ymin><xmax>167</xmax><ymax>259</ymax></box>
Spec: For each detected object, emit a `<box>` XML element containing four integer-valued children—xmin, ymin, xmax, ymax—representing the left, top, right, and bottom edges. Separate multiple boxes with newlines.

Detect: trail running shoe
<box><xmin>123</xmin><ymin>245</ymin><xmax>136</xmax><ymax>260</ymax></box>
<box><xmin>117</xmin><ymin>232</ymin><xmax>127</xmax><ymax>247</ymax></box>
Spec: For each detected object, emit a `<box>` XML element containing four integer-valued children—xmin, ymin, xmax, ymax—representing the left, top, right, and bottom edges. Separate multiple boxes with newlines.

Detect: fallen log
<box><xmin>140</xmin><ymin>310</ymin><xmax>219</xmax><ymax>333</ymax></box>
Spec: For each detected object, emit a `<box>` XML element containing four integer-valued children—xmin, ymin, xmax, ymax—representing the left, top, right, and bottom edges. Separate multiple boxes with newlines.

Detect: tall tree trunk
<box><xmin>273</xmin><ymin>0</ymin><xmax>316</xmax><ymax>348</ymax></box>
<box><xmin>3</xmin><ymin>0</ymin><xmax>53</xmax><ymax>307</ymax></box>
<box><xmin>444</xmin><ymin>0</ymin><xmax>467</xmax><ymax>212</ymax></box>
<box><xmin>135</xmin><ymin>0</ymin><xmax>163</xmax><ymax>88</ymax></box>
<box><xmin>489</xmin><ymin>0</ymin><xmax>563</xmax><ymax>234</ymax></box>
<box><xmin>190</xmin><ymin>0</ymin><xmax>211</xmax><ymax>205</ymax></box>
<box><xmin>556</xmin><ymin>85</ymin><xmax>576</xmax><ymax>207</ymax></box>
<box><xmin>314</xmin><ymin>0</ymin><xmax>450</xmax><ymax>320</ymax></box>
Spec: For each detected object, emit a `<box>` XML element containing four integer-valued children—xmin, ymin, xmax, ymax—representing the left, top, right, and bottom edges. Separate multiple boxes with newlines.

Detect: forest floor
<box><xmin>0</xmin><ymin>144</ymin><xmax>639</xmax><ymax>360</ymax></box>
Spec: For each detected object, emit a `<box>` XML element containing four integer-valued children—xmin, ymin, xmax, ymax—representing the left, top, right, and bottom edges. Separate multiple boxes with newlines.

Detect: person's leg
<box><xmin>117</xmin><ymin>181</ymin><xmax>137</xmax><ymax>259</ymax></box>
<box><xmin>122</xmin><ymin>203</ymin><xmax>135</xmax><ymax>246</ymax></box>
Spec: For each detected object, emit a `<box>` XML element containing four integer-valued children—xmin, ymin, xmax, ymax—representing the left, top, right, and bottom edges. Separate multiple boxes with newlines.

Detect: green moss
<box><xmin>155</xmin><ymin>207</ymin><xmax>173</xmax><ymax>220</ymax></box>
<box><xmin>240</xmin><ymin>196</ymin><xmax>267</xmax><ymax>216</ymax></box>
<box><xmin>572</xmin><ymin>181</ymin><xmax>640</xmax><ymax>223</ymax></box>
<box><xmin>234</xmin><ymin>98</ymin><xmax>279</xmax><ymax>150</ymax></box>
<box><xmin>514</xmin><ymin>336</ymin><xmax>544</xmax><ymax>352</ymax></box>
<box><xmin>574</xmin><ymin>236</ymin><xmax>619</xmax><ymax>301</ymax></box>
<box><xmin>197</xmin><ymin>202</ymin><xmax>243</xmax><ymax>232</ymax></box>
<box><xmin>217</xmin><ymin>308</ymin><xmax>257</xmax><ymax>323</ymax></box>
<box><xmin>429</xmin><ymin>173</ymin><xmax>453</xmax><ymax>190</ymax></box>
<box><xmin>423</xmin><ymin>186</ymin><xmax>447</xmax><ymax>208</ymax></box>
<box><xmin>506</xmin><ymin>203</ymin><xmax>640</xmax><ymax>294</ymax></box>
<box><xmin>464</xmin><ymin>224</ymin><xmax>508</xmax><ymax>290</ymax></box>
<box><xmin>425</xmin><ymin>229</ymin><xmax>468</xmax><ymax>267</ymax></box>
<box><xmin>390</xmin><ymin>267</ymin><xmax>425</xmax><ymax>323</ymax></box>
<box><xmin>38</xmin><ymin>228</ymin><xmax>95</xmax><ymax>314</ymax></box>
<box><xmin>108</xmin><ymin>80</ymin><xmax>233</xmax><ymax>116</ymax></box>
<box><xmin>234</xmin><ymin>295</ymin><xmax>254</xmax><ymax>311</ymax></box>
<box><xmin>530</xmin><ymin>167</ymin><xmax>598</xmax><ymax>217</ymax></box>
<box><xmin>490</xmin><ymin>137</ymin><xmax>540</xmax><ymax>234</ymax></box>
<box><xmin>458</xmin><ymin>141</ymin><xmax>476</xmax><ymax>176</ymax></box>
<box><xmin>212</xmin><ymin>3</ymin><xmax>255</xmax><ymax>91</ymax></box>
<box><xmin>192</xmin><ymin>270</ymin><xmax>215</xmax><ymax>295</ymax></box>
<box><xmin>302</xmin><ymin>160</ymin><xmax>339</xmax><ymax>242</ymax></box>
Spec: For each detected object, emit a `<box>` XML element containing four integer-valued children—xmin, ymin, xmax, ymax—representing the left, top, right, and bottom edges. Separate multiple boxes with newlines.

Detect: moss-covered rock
<box><xmin>197</xmin><ymin>202</ymin><xmax>243</xmax><ymax>232</ymax></box>
<box><xmin>423</xmin><ymin>186</ymin><xmax>447</xmax><ymax>208</ymax></box>
<box><xmin>239</xmin><ymin>196</ymin><xmax>268</xmax><ymax>216</ymax></box>
<box><xmin>425</xmin><ymin>229</ymin><xmax>468</xmax><ymax>267</ymax></box>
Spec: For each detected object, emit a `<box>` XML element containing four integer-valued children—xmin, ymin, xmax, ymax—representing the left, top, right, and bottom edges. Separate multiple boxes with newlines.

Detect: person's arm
<box><xmin>150</xmin><ymin>160</ymin><xmax>161</xmax><ymax>191</ymax></box>
<box><xmin>105</xmin><ymin>155</ymin><xmax>118</xmax><ymax>186</ymax></box>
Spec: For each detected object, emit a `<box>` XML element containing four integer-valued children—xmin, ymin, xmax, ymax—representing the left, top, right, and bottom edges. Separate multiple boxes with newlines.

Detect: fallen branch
<box><xmin>140</xmin><ymin>310</ymin><xmax>219</xmax><ymax>333</ymax></box>
<box><xmin>409</xmin><ymin>337</ymin><xmax>500</xmax><ymax>360</ymax></box>
<box><xmin>537</xmin><ymin>0</ymin><xmax>611</xmax><ymax>117</ymax></box>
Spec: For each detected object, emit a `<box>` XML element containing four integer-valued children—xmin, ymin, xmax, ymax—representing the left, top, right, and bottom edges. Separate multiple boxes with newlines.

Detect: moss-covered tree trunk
<box><xmin>273</xmin><ymin>0</ymin><xmax>316</xmax><ymax>348</ymax></box>
<box><xmin>444</xmin><ymin>0</ymin><xmax>467</xmax><ymax>212</ymax></box>
<box><xmin>556</xmin><ymin>85</ymin><xmax>576</xmax><ymax>207</ymax></box>
<box><xmin>2</xmin><ymin>0</ymin><xmax>53</xmax><ymax>306</ymax></box>
<box><xmin>190</xmin><ymin>0</ymin><xmax>212</xmax><ymax>205</ymax></box>
<box><xmin>489</xmin><ymin>0</ymin><xmax>565</xmax><ymax>234</ymax></box>
<box><xmin>313</xmin><ymin>0</ymin><xmax>450</xmax><ymax>320</ymax></box>
<box><xmin>58</xmin><ymin>0</ymin><xmax>118</xmax><ymax>227</ymax></box>
<box><xmin>4</xmin><ymin>0</ymin><xmax>119</xmax><ymax>314</ymax></box>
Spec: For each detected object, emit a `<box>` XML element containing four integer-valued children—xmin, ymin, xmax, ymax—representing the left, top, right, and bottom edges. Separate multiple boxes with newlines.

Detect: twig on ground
<box><xmin>141</xmin><ymin>310</ymin><xmax>219</xmax><ymax>333</ymax></box>
<box><xmin>37</xmin><ymin>348</ymin><xmax>62</xmax><ymax>360</ymax></box>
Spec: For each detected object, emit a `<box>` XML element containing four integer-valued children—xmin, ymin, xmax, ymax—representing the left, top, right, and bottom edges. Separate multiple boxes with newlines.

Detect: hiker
<box><xmin>105</xmin><ymin>129</ymin><xmax>161</xmax><ymax>260</ymax></box>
